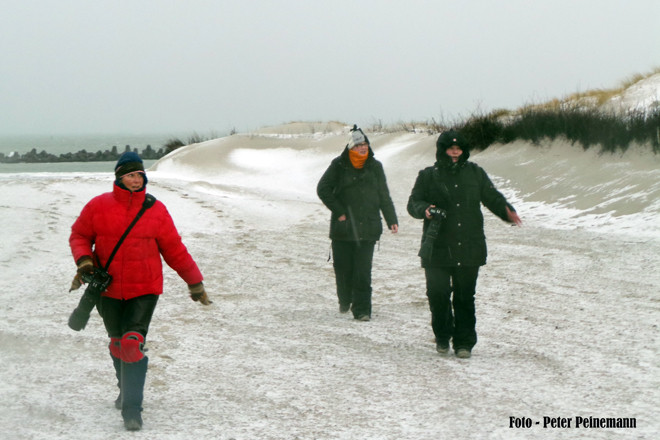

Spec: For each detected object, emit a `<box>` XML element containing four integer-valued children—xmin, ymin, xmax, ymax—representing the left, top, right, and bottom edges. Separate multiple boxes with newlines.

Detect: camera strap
<box><xmin>101</xmin><ymin>193</ymin><xmax>157</xmax><ymax>271</ymax></box>
<box><xmin>431</xmin><ymin>167</ymin><xmax>453</xmax><ymax>208</ymax></box>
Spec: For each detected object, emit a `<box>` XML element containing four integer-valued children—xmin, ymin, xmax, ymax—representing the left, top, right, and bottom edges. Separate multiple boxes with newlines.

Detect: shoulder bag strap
<box><xmin>102</xmin><ymin>193</ymin><xmax>157</xmax><ymax>271</ymax></box>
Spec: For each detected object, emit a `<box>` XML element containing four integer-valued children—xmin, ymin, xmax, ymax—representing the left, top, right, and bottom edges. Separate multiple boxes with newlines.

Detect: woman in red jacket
<box><xmin>69</xmin><ymin>151</ymin><xmax>211</xmax><ymax>431</ymax></box>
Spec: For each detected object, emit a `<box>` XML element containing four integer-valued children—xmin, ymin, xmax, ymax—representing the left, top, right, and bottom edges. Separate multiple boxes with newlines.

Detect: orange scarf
<box><xmin>349</xmin><ymin>149</ymin><xmax>368</xmax><ymax>169</ymax></box>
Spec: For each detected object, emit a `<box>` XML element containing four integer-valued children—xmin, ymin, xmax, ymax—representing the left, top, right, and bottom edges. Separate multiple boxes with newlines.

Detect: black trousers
<box><xmin>332</xmin><ymin>240</ymin><xmax>375</xmax><ymax>318</ymax></box>
<box><xmin>424</xmin><ymin>266</ymin><xmax>479</xmax><ymax>350</ymax></box>
<box><xmin>98</xmin><ymin>295</ymin><xmax>156</xmax><ymax>419</ymax></box>
<box><xmin>98</xmin><ymin>294</ymin><xmax>159</xmax><ymax>339</ymax></box>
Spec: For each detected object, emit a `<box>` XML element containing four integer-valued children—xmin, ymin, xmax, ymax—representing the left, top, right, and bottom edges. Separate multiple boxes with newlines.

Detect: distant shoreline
<box><xmin>0</xmin><ymin>159</ymin><xmax>158</xmax><ymax>174</ymax></box>
<box><xmin>0</xmin><ymin>144</ymin><xmax>166</xmax><ymax>164</ymax></box>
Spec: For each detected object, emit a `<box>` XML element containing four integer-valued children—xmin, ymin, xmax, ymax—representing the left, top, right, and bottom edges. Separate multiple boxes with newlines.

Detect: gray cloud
<box><xmin>1</xmin><ymin>0</ymin><xmax>658</xmax><ymax>135</ymax></box>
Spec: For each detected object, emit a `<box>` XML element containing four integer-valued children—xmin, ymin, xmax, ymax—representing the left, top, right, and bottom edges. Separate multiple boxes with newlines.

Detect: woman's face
<box><xmin>446</xmin><ymin>145</ymin><xmax>463</xmax><ymax>163</ymax></box>
<box><xmin>120</xmin><ymin>171</ymin><xmax>145</xmax><ymax>192</ymax></box>
<box><xmin>351</xmin><ymin>142</ymin><xmax>369</xmax><ymax>155</ymax></box>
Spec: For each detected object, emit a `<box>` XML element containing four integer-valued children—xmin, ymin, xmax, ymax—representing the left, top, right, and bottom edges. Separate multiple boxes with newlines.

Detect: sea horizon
<box><xmin>0</xmin><ymin>159</ymin><xmax>158</xmax><ymax>174</ymax></box>
<box><xmin>0</xmin><ymin>132</ymin><xmax>194</xmax><ymax>157</ymax></box>
<box><xmin>0</xmin><ymin>132</ymin><xmax>199</xmax><ymax>173</ymax></box>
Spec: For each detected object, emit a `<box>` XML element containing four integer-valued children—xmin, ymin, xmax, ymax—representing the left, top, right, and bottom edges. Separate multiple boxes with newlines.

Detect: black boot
<box><xmin>111</xmin><ymin>354</ymin><xmax>122</xmax><ymax>409</ymax></box>
<box><xmin>121</xmin><ymin>356</ymin><xmax>148</xmax><ymax>431</ymax></box>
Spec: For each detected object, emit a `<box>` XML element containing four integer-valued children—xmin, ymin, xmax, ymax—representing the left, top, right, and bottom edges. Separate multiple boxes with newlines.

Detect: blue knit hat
<box><xmin>114</xmin><ymin>151</ymin><xmax>147</xmax><ymax>184</ymax></box>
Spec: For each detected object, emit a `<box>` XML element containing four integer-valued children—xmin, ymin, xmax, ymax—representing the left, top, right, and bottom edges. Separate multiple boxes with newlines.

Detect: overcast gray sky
<box><xmin>1</xmin><ymin>0</ymin><xmax>659</xmax><ymax>136</ymax></box>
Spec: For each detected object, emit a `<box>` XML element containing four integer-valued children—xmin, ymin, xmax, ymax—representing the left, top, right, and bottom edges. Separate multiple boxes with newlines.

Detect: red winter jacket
<box><xmin>70</xmin><ymin>183</ymin><xmax>203</xmax><ymax>300</ymax></box>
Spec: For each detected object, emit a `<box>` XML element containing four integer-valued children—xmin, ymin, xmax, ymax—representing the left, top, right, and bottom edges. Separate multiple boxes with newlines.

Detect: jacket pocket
<box><xmin>368</xmin><ymin>215</ymin><xmax>383</xmax><ymax>237</ymax></box>
<box><xmin>331</xmin><ymin>218</ymin><xmax>351</xmax><ymax>239</ymax></box>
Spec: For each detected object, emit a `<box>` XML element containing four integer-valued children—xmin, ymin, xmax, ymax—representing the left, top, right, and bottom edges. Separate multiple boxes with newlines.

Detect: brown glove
<box><xmin>69</xmin><ymin>257</ymin><xmax>94</xmax><ymax>292</ymax></box>
<box><xmin>189</xmin><ymin>282</ymin><xmax>212</xmax><ymax>305</ymax></box>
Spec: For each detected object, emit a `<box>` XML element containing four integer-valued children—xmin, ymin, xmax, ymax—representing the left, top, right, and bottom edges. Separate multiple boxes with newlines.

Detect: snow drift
<box><xmin>1</xmin><ymin>123</ymin><xmax>658</xmax><ymax>439</ymax></box>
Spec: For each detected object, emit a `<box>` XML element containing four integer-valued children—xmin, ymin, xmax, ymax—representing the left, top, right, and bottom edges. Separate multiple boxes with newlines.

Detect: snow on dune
<box><xmin>154</xmin><ymin>128</ymin><xmax>660</xmax><ymax>239</ymax></box>
<box><xmin>474</xmin><ymin>140</ymin><xmax>660</xmax><ymax>238</ymax></box>
<box><xmin>604</xmin><ymin>72</ymin><xmax>660</xmax><ymax>114</ymax></box>
<box><xmin>1</xmin><ymin>126</ymin><xmax>658</xmax><ymax>439</ymax></box>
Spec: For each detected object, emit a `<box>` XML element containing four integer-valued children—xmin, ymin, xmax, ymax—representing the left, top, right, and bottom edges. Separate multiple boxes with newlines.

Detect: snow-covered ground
<box><xmin>603</xmin><ymin>72</ymin><xmax>660</xmax><ymax>115</ymax></box>
<box><xmin>1</xmin><ymin>127</ymin><xmax>658</xmax><ymax>439</ymax></box>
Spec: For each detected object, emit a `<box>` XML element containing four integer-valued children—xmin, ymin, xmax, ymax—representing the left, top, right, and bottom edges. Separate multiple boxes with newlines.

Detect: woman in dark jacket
<box><xmin>407</xmin><ymin>130</ymin><xmax>521</xmax><ymax>358</ymax></box>
<box><xmin>317</xmin><ymin>125</ymin><xmax>398</xmax><ymax>321</ymax></box>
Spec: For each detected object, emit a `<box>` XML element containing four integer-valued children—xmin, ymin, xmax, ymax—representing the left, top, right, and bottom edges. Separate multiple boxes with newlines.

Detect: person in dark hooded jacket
<box><xmin>407</xmin><ymin>130</ymin><xmax>521</xmax><ymax>358</ymax></box>
<box><xmin>317</xmin><ymin>125</ymin><xmax>398</xmax><ymax>321</ymax></box>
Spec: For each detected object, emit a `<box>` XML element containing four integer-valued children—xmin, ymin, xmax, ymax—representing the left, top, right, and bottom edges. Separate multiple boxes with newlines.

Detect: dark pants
<box><xmin>424</xmin><ymin>266</ymin><xmax>479</xmax><ymax>350</ymax></box>
<box><xmin>98</xmin><ymin>294</ymin><xmax>159</xmax><ymax>339</ymax></box>
<box><xmin>98</xmin><ymin>295</ymin><xmax>157</xmax><ymax>421</ymax></box>
<box><xmin>332</xmin><ymin>240</ymin><xmax>375</xmax><ymax>318</ymax></box>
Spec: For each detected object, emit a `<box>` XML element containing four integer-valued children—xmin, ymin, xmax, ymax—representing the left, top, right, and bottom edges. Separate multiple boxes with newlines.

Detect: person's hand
<box><xmin>425</xmin><ymin>205</ymin><xmax>436</xmax><ymax>220</ymax></box>
<box><xmin>189</xmin><ymin>282</ymin><xmax>212</xmax><ymax>305</ymax></box>
<box><xmin>77</xmin><ymin>256</ymin><xmax>94</xmax><ymax>277</ymax></box>
<box><xmin>69</xmin><ymin>275</ymin><xmax>82</xmax><ymax>292</ymax></box>
<box><xmin>338</xmin><ymin>214</ymin><xmax>347</xmax><ymax>221</ymax></box>
<box><xmin>70</xmin><ymin>257</ymin><xmax>94</xmax><ymax>291</ymax></box>
<box><xmin>506</xmin><ymin>206</ymin><xmax>522</xmax><ymax>226</ymax></box>
<box><xmin>390</xmin><ymin>224</ymin><xmax>399</xmax><ymax>234</ymax></box>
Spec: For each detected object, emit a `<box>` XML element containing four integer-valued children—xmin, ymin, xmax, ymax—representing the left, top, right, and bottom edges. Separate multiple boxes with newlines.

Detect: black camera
<box><xmin>419</xmin><ymin>208</ymin><xmax>446</xmax><ymax>260</ymax></box>
<box><xmin>80</xmin><ymin>268</ymin><xmax>112</xmax><ymax>293</ymax></box>
<box><xmin>68</xmin><ymin>268</ymin><xmax>112</xmax><ymax>331</ymax></box>
<box><xmin>428</xmin><ymin>207</ymin><xmax>447</xmax><ymax>219</ymax></box>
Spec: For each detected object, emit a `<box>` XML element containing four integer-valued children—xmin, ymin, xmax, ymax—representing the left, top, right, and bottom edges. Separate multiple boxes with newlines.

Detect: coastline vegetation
<box><xmin>453</xmin><ymin>104</ymin><xmax>660</xmax><ymax>154</ymax></box>
<box><xmin>0</xmin><ymin>144</ymin><xmax>165</xmax><ymax>164</ymax></box>
<box><xmin>389</xmin><ymin>68</ymin><xmax>660</xmax><ymax>154</ymax></box>
<box><xmin>2</xmin><ymin>70</ymin><xmax>658</xmax><ymax>163</ymax></box>
<box><xmin>453</xmin><ymin>67</ymin><xmax>660</xmax><ymax>154</ymax></box>
<box><xmin>0</xmin><ymin>133</ymin><xmax>215</xmax><ymax>164</ymax></box>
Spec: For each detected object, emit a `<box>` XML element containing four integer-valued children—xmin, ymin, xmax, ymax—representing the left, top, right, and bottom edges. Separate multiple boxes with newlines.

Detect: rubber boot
<box><xmin>121</xmin><ymin>356</ymin><xmax>148</xmax><ymax>431</ymax></box>
<box><xmin>111</xmin><ymin>354</ymin><xmax>122</xmax><ymax>409</ymax></box>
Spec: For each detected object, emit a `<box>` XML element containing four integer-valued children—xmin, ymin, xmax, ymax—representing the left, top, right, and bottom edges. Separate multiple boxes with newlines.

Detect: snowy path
<box><xmin>1</xmin><ymin>169</ymin><xmax>658</xmax><ymax>440</ymax></box>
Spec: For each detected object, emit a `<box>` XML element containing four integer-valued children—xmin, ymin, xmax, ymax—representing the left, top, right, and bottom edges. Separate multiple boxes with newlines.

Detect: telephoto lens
<box><xmin>68</xmin><ymin>269</ymin><xmax>112</xmax><ymax>331</ymax></box>
<box><xmin>67</xmin><ymin>285</ymin><xmax>99</xmax><ymax>331</ymax></box>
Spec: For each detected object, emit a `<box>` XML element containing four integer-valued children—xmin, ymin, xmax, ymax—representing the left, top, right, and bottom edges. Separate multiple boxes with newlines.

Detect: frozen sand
<box><xmin>0</xmin><ymin>129</ymin><xmax>658</xmax><ymax>439</ymax></box>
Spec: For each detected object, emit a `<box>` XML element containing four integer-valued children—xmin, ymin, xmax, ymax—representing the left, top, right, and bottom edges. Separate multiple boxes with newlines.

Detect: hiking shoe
<box><xmin>339</xmin><ymin>304</ymin><xmax>350</xmax><ymax>314</ymax></box>
<box><xmin>355</xmin><ymin>314</ymin><xmax>371</xmax><ymax>322</ymax></box>
<box><xmin>124</xmin><ymin>417</ymin><xmax>143</xmax><ymax>431</ymax></box>
<box><xmin>122</xmin><ymin>407</ymin><xmax>143</xmax><ymax>431</ymax></box>
<box><xmin>436</xmin><ymin>342</ymin><xmax>449</xmax><ymax>354</ymax></box>
<box><xmin>455</xmin><ymin>349</ymin><xmax>471</xmax><ymax>359</ymax></box>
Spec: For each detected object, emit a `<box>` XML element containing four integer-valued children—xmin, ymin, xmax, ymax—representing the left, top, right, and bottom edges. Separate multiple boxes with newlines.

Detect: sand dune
<box><xmin>1</xmin><ymin>127</ymin><xmax>658</xmax><ymax>439</ymax></box>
